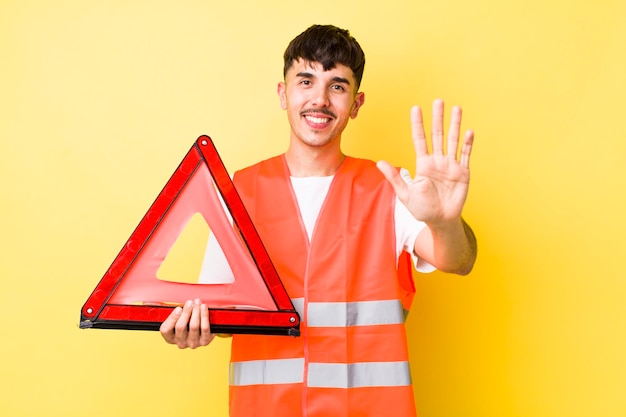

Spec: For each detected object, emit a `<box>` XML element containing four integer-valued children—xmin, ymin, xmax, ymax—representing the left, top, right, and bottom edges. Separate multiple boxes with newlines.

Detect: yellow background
<box><xmin>2</xmin><ymin>1</ymin><xmax>625</xmax><ymax>416</ymax></box>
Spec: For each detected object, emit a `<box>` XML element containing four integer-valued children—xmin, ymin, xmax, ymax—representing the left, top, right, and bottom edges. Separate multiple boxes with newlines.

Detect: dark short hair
<box><xmin>283</xmin><ymin>25</ymin><xmax>366</xmax><ymax>90</ymax></box>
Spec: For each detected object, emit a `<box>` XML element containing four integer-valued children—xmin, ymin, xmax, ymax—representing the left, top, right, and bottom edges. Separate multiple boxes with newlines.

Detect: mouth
<box><xmin>301</xmin><ymin>109</ymin><xmax>336</xmax><ymax>127</ymax></box>
<box><xmin>304</xmin><ymin>115</ymin><xmax>332</xmax><ymax>124</ymax></box>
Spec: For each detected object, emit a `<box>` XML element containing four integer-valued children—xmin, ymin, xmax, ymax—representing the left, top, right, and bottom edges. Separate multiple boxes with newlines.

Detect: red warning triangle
<box><xmin>80</xmin><ymin>136</ymin><xmax>300</xmax><ymax>336</ymax></box>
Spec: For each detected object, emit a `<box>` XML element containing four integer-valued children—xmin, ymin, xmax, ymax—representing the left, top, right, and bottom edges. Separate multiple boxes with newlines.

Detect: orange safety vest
<box><xmin>230</xmin><ymin>155</ymin><xmax>417</xmax><ymax>417</ymax></box>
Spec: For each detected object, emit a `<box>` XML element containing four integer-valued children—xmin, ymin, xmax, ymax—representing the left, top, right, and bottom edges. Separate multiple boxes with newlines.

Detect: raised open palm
<box><xmin>377</xmin><ymin>99</ymin><xmax>474</xmax><ymax>226</ymax></box>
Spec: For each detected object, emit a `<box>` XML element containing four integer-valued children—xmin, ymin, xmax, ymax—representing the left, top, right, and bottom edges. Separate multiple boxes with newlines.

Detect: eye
<box><xmin>331</xmin><ymin>84</ymin><xmax>346</xmax><ymax>92</ymax></box>
<box><xmin>299</xmin><ymin>79</ymin><xmax>312</xmax><ymax>86</ymax></box>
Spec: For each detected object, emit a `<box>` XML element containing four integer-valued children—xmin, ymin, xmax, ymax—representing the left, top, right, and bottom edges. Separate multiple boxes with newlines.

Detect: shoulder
<box><xmin>336</xmin><ymin>157</ymin><xmax>396</xmax><ymax>199</ymax></box>
<box><xmin>341</xmin><ymin>157</ymin><xmax>409</xmax><ymax>187</ymax></box>
<box><xmin>235</xmin><ymin>155</ymin><xmax>282</xmax><ymax>174</ymax></box>
<box><xmin>341</xmin><ymin>156</ymin><xmax>381</xmax><ymax>178</ymax></box>
<box><xmin>234</xmin><ymin>155</ymin><xmax>285</xmax><ymax>181</ymax></box>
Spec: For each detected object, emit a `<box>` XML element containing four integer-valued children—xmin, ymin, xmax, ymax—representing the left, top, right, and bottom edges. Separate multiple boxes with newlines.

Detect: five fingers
<box><xmin>160</xmin><ymin>299</ymin><xmax>213</xmax><ymax>349</ymax></box>
<box><xmin>411</xmin><ymin>99</ymin><xmax>474</xmax><ymax>167</ymax></box>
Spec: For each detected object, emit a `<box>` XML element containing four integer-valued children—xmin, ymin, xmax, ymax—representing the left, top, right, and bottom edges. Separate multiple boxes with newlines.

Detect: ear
<box><xmin>277</xmin><ymin>82</ymin><xmax>287</xmax><ymax>110</ymax></box>
<box><xmin>350</xmin><ymin>92</ymin><xmax>365</xmax><ymax>119</ymax></box>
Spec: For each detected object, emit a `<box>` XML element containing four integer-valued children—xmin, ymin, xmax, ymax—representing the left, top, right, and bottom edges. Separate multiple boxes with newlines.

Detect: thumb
<box><xmin>376</xmin><ymin>160</ymin><xmax>407</xmax><ymax>198</ymax></box>
<box><xmin>159</xmin><ymin>306</ymin><xmax>182</xmax><ymax>341</ymax></box>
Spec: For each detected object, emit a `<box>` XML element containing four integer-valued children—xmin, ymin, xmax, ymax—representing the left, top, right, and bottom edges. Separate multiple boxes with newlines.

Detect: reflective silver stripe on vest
<box><xmin>230</xmin><ymin>359</ymin><xmax>411</xmax><ymax>388</ymax></box>
<box><xmin>306</xmin><ymin>299</ymin><xmax>404</xmax><ymax>327</ymax></box>
<box><xmin>291</xmin><ymin>297</ymin><xmax>305</xmax><ymax>318</ymax></box>
<box><xmin>230</xmin><ymin>358</ymin><xmax>304</xmax><ymax>386</ymax></box>
<box><xmin>308</xmin><ymin>361</ymin><xmax>412</xmax><ymax>388</ymax></box>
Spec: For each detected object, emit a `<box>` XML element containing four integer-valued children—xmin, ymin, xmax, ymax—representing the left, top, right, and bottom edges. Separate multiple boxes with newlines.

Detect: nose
<box><xmin>310</xmin><ymin>85</ymin><xmax>330</xmax><ymax>107</ymax></box>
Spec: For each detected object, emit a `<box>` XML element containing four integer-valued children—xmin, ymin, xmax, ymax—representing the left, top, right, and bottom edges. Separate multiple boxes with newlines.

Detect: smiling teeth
<box><xmin>306</xmin><ymin>115</ymin><xmax>330</xmax><ymax>124</ymax></box>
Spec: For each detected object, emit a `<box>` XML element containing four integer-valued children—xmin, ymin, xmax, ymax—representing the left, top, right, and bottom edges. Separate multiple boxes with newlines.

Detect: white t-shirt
<box><xmin>198</xmin><ymin>169</ymin><xmax>434</xmax><ymax>284</ymax></box>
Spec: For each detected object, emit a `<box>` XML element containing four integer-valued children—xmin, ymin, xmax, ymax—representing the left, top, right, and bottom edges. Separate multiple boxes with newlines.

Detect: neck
<box><xmin>284</xmin><ymin>144</ymin><xmax>346</xmax><ymax>177</ymax></box>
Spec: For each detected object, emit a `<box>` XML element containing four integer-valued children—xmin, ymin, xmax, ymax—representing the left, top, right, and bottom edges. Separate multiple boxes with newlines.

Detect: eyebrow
<box><xmin>296</xmin><ymin>72</ymin><xmax>352</xmax><ymax>86</ymax></box>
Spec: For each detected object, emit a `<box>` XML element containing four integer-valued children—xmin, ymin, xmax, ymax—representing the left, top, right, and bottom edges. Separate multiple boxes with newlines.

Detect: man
<box><xmin>160</xmin><ymin>24</ymin><xmax>477</xmax><ymax>417</ymax></box>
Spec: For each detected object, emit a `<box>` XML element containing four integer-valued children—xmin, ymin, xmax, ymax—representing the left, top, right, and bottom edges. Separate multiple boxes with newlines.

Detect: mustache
<box><xmin>300</xmin><ymin>108</ymin><xmax>336</xmax><ymax>119</ymax></box>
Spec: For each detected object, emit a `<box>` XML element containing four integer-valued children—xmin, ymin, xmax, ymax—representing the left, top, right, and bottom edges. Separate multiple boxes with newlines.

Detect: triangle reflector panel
<box><xmin>80</xmin><ymin>136</ymin><xmax>300</xmax><ymax>336</ymax></box>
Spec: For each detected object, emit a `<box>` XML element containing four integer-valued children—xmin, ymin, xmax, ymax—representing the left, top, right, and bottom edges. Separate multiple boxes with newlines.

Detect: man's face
<box><xmin>278</xmin><ymin>59</ymin><xmax>365</xmax><ymax>150</ymax></box>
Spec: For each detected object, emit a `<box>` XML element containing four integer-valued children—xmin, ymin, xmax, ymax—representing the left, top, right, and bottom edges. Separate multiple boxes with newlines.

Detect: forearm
<box><xmin>414</xmin><ymin>217</ymin><xmax>477</xmax><ymax>275</ymax></box>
